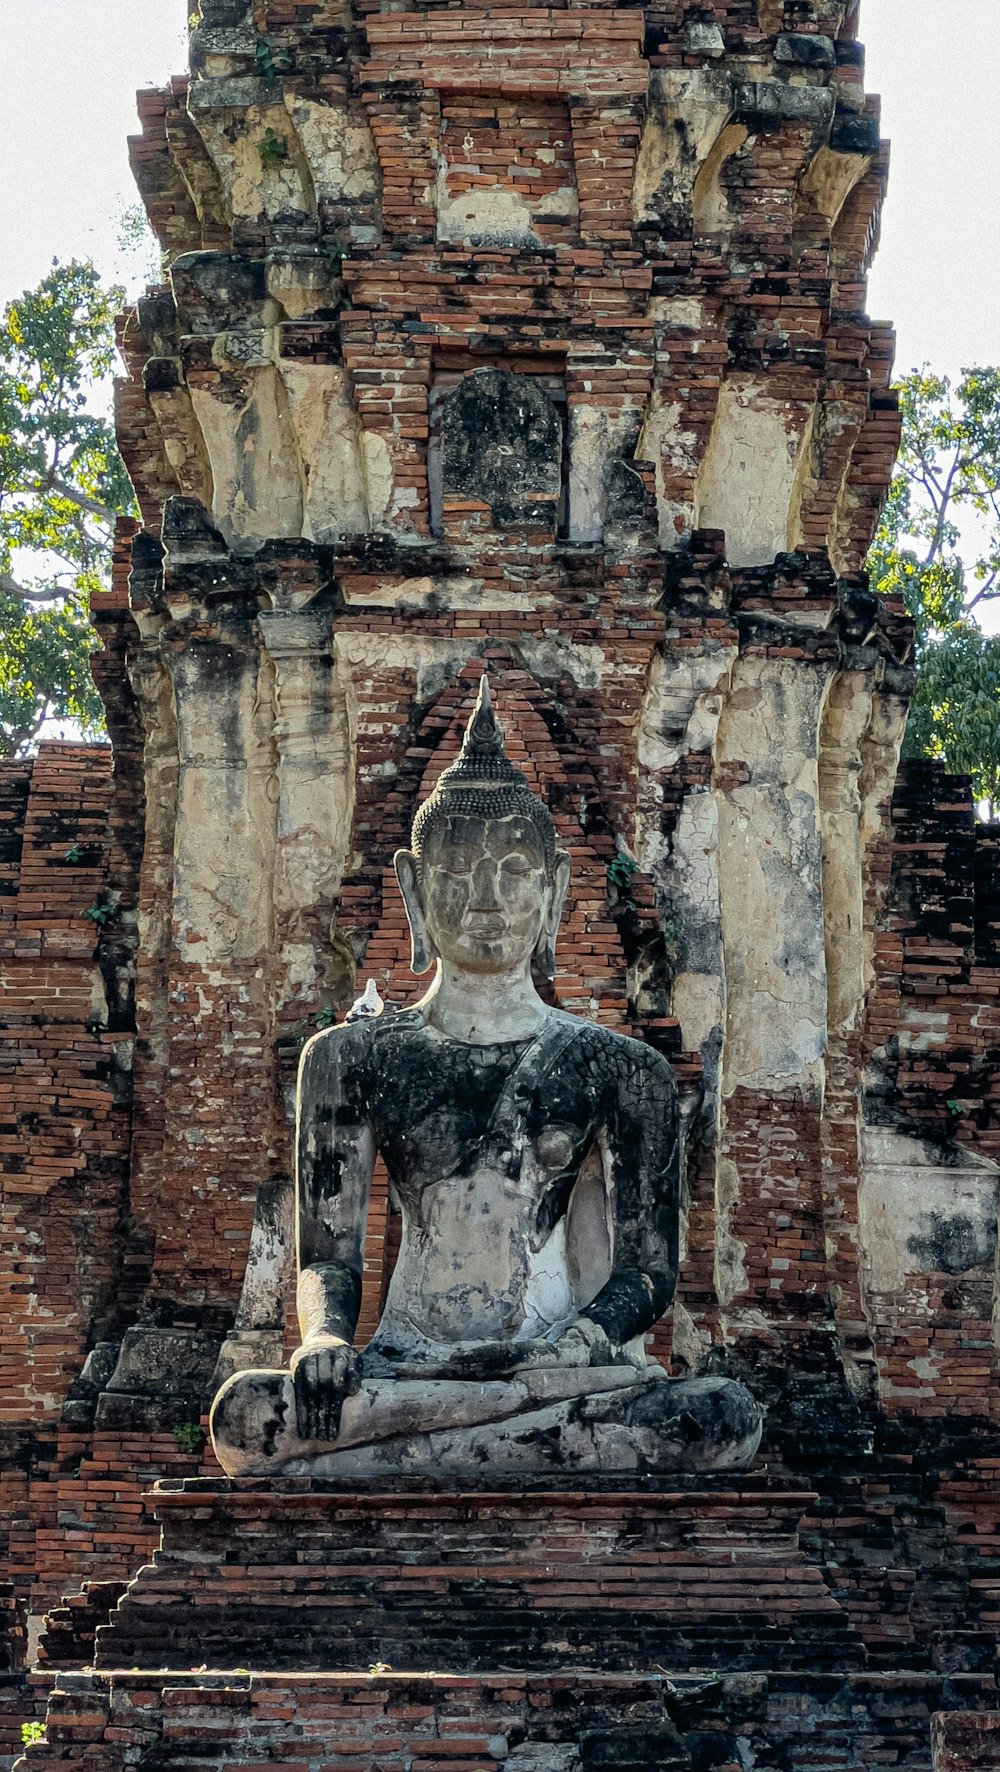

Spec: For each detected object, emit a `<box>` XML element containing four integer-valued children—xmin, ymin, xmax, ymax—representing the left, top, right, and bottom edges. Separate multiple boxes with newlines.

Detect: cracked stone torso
<box><xmin>301</xmin><ymin>1008</ymin><xmax>661</xmax><ymax>1362</ymax></box>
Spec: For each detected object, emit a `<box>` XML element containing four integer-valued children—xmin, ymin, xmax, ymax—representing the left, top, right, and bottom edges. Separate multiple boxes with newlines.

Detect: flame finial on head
<box><xmin>435</xmin><ymin>675</ymin><xmax>526</xmax><ymax>790</ymax></box>
<box><xmin>410</xmin><ymin>674</ymin><xmax>556</xmax><ymax>868</ymax></box>
<box><xmin>462</xmin><ymin>674</ymin><xmax>505</xmax><ymax>758</ymax></box>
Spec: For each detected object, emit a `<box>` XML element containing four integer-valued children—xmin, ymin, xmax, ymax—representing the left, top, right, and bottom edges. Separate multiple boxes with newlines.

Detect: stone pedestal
<box><xmin>91</xmin><ymin>1478</ymin><xmax>859</xmax><ymax>1677</ymax></box>
<box><xmin>24</xmin><ymin>1480</ymin><xmax>1000</xmax><ymax>1772</ymax></box>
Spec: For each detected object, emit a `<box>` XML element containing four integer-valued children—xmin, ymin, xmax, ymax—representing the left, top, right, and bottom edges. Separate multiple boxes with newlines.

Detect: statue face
<box><xmin>419</xmin><ymin>813</ymin><xmax>551</xmax><ymax>974</ymax></box>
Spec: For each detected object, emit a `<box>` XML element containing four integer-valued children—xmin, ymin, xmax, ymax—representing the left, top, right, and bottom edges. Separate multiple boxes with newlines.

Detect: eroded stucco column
<box><xmin>713</xmin><ymin>654</ymin><xmax>833</xmax><ymax>1352</ymax></box>
<box><xmin>817</xmin><ymin>667</ymin><xmax>879</xmax><ymax>1395</ymax></box>
<box><xmin>101</xmin><ymin>614</ymin><xmax>282</xmax><ymax>1420</ymax></box>
<box><xmin>211</xmin><ymin>609</ymin><xmax>358</xmax><ymax>1383</ymax></box>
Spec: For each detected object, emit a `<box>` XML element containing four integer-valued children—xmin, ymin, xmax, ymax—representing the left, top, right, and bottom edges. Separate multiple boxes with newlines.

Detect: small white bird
<box><xmin>345</xmin><ymin>978</ymin><xmax>385</xmax><ymax>1023</ymax></box>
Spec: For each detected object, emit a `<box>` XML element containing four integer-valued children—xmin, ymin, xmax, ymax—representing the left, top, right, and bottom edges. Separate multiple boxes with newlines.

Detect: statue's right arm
<box><xmin>292</xmin><ymin>1025</ymin><xmax>376</xmax><ymax>1439</ymax></box>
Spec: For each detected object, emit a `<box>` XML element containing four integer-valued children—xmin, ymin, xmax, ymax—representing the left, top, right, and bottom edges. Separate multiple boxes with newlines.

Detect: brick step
<box><xmin>36</xmin><ymin>1582</ymin><xmax>129</xmax><ymax>1673</ymax></box>
<box><xmin>26</xmin><ymin>1669</ymin><xmax>1000</xmax><ymax>1772</ymax></box>
<box><xmin>92</xmin><ymin>1479</ymin><xmax>864</xmax><ymax>1677</ymax></box>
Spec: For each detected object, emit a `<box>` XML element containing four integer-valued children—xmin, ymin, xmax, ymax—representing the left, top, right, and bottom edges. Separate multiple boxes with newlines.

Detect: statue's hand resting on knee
<box><xmin>290</xmin><ymin>1335</ymin><xmax>363</xmax><ymax>1441</ymax></box>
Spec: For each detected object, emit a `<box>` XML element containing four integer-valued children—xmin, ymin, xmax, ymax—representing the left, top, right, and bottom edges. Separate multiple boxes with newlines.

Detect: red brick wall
<box><xmin>0</xmin><ymin>744</ymin><xmax>132</xmax><ymax>1424</ymax></box>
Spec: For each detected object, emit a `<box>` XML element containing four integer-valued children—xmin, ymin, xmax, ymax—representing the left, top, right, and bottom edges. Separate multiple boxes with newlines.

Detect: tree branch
<box><xmin>1</xmin><ymin>703</ymin><xmax>50</xmax><ymax>760</ymax></box>
<box><xmin>921</xmin><ymin>450</ymin><xmax>962</xmax><ymax>567</ymax></box>
<box><xmin>0</xmin><ymin>572</ymin><xmax>78</xmax><ymax>605</ymax></box>
<box><xmin>966</xmin><ymin>572</ymin><xmax>1000</xmax><ymax>613</ymax></box>
<box><xmin>44</xmin><ymin>475</ymin><xmax>117</xmax><ymax>524</ymax></box>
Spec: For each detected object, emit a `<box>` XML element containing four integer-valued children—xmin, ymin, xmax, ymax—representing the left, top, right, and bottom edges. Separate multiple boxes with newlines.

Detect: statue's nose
<box><xmin>470</xmin><ymin>859</ymin><xmax>502</xmax><ymax>910</ymax></box>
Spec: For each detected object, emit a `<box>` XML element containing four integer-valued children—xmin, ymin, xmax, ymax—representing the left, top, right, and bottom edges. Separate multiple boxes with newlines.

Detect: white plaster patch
<box><xmin>648</xmin><ymin>295</ymin><xmax>708</xmax><ymax>331</ymax></box>
<box><xmin>283</xmin><ymin>95</ymin><xmax>381</xmax><ymax>205</ymax></box>
<box><xmin>361</xmin><ymin>431</ymin><xmax>394</xmax><ymax>529</ymax></box>
<box><xmin>147</xmin><ymin>383</ymin><xmax>214</xmax><ymax>506</ymax></box>
<box><xmin>189</xmin><ymin>366</ymin><xmax>303</xmax><ymax>543</ymax></box>
<box><xmin>799</xmin><ymin>144</ymin><xmax>871</xmax><ymax>230</ymax></box>
<box><xmin>671</xmin><ymin>1299</ymin><xmax>713</xmax><ymax>1372</ymax></box>
<box><xmin>634</xmin><ymin>68</ymin><xmax>733</xmax><ymax>229</ymax></box>
<box><xmin>341</xmin><ymin>576</ymin><xmax>558</xmax><ymax>613</ymax></box>
<box><xmin>859</xmin><ymin>1127</ymin><xmax>1000</xmax><ymax>1297</ymax></box>
<box><xmin>334</xmin><ymin>634</ymin><xmax>477</xmax><ymax>708</ymax></box>
<box><xmin>438</xmin><ymin>184</ymin><xmax>529</xmax><ymax>248</ymax></box>
<box><xmin>277</xmin><ymin>361</ymin><xmax>370</xmax><ymax>541</ymax></box>
<box><xmin>169</xmin><ymin>644</ymin><xmax>276</xmax><ymax>959</ymax></box>
<box><xmin>716</xmin><ymin>657</ymin><xmax>830</xmax><ymax>1091</ymax></box>
<box><xmin>266</xmin><ymin>251</ymin><xmax>338</xmax><ymax>321</ymax></box>
<box><xmin>692</xmin><ymin>122</ymin><xmax>749</xmax><ymax>235</ymax></box>
<box><xmin>567</xmin><ymin>403</ymin><xmax>643</xmax><ymax>544</ymax></box>
<box><xmin>258</xmin><ymin>610</ymin><xmax>354</xmax><ymax>957</ymax></box>
<box><xmin>638</xmin><ymin>645</ymin><xmax>736</xmax><ymax>776</ymax></box>
<box><xmin>714</xmin><ymin>1156</ymin><xmax>749</xmax><ymax>1307</ymax></box>
<box><xmin>517</xmin><ymin>637</ymin><xmax>606</xmax><ymax>691</ymax></box>
<box><xmin>88</xmin><ymin>966</ymin><xmax>110</xmax><ymax>1028</ymax></box>
<box><xmin>189</xmin><ymin>83</ymin><xmax>314</xmax><ymax>229</ymax></box>
<box><xmin>696</xmin><ymin>379</ymin><xmax>817</xmax><ymax>568</ymax></box>
<box><xmin>637</xmin><ymin>391</ymin><xmax>701</xmax><ymax>547</ymax></box>
<box><xmin>819</xmin><ymin>670</ymin><xmax>874</xmax><ymax>1034</ymax></box>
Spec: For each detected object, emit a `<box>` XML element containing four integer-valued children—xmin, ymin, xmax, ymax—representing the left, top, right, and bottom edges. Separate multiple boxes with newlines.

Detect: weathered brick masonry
<box><xmin>4</xmin><ymin>1</ymin><xmax>1000</xmax><ymax>1767</ymax></box>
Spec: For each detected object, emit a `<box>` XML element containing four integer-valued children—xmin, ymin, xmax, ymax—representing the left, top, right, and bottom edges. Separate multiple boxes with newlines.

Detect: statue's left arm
<box><xmin>575</xmin><ymin>1039</ymin><xmax>680</xmax><ymax>1352</ymax></box>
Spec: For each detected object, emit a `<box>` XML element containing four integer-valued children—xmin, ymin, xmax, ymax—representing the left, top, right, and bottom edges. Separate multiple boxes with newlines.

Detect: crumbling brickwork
<box><xmin>0</xmin><ymin>743</ymin><xmax>133</xmax><ymax>1423</ymax></box>
<box><xmin>4</xmin><ymin>2</ymin><xmax>1000</xmax><ymax>1769</ymax></box>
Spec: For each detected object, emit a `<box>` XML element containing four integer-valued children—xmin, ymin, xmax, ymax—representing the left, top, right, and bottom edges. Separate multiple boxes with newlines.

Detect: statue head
<box><xmin>395</xmin><ymin>678</ymin><xmax>571</xmax><ymax>980</ymax></box>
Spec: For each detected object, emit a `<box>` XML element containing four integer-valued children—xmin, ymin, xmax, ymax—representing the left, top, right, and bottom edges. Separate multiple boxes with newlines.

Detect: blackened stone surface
<box><xmin>170</xmin><ymin>253</ymin><xmax>269</xmax><ymax>333</ymax></box>
<box><xmin>775</xmin><ymin>31</ymin><xmax>836</xmax><ymax>66</ymax></box>
<box><xmin>441</xmin><ymin>369</ymin><xmax>562</xmax><ymax>529</ymax></box>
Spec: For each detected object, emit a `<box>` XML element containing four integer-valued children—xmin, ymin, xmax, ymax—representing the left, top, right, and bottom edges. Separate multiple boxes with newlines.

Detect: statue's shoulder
<box><xmin>564</xmin><ymin>1013</ymin><xmax>676</xmax><ymax>1089</ymax></box>
<box><xmin>299</xmin><ymin>1013</ymin><xmax>383</xmax><ymax>1077</ymax></box>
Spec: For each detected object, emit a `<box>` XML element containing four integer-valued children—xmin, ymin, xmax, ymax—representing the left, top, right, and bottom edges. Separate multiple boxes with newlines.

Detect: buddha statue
<box><xmin>210</xmin><ymin>679</ymin><xmax>762</xmax><ymax>1475</ymax></box>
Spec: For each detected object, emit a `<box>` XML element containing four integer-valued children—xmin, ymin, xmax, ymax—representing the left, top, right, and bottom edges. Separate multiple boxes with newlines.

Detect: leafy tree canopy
<box><xmin>0</xmin><ymin>259</ymin><xmax>136</xmax><ymax>757</ymax></box>
<box><xmin>869</xmin><ymin>367</ymin><xmax>1000</xmax><ymax>816</ymax></box>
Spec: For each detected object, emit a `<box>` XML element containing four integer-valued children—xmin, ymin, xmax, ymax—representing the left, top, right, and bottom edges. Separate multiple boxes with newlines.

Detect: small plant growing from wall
<box><xmin>257</xmin><ymin>128</ymin><xmax>289</xmax><ymax>168</ymax></box>
<box><xmin>172</xmin><ymin>1421</ymin><xmax>205</xmax><ymax>1455</ymax></box>
<box><xmin>21</xmin><ymin>1723</ymin><xmax>46</xmax><ymax>1747</ymax></box>
<box><xmin>256</xmin><ymin>35</ymin><xmax>292</xmax><ymax>77</ymax></box>
<box><xmin>606</xmin><ymin>850</ymin><xmax>638</xmax><ymax>909</ymax></box>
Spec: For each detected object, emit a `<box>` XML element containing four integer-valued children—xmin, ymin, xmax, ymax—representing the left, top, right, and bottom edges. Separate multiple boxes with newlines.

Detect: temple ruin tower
<box><xmin>8</xmin><ymin>0</ymin><xmax>914</xmax><ymax>1438</ymax></box>
<box><xmin>90</xmin><ymin>0</ymin><xmax>905</xmax><ymax>1434</ymax></box>
<box><xmin>7</xmin><ymin>4</ymin><xmax>1000</xmax><ymax>1767</ymax></box>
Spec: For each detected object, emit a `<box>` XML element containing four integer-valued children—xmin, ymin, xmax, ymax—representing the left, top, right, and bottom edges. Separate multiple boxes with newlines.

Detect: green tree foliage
<box><xmin>868</xmin><ymin>368</ymin><xmax>1000</xmax><ymax>816</ymax></box>
<box><xmin>908</xmin><ymin>625</ymin><xmax>1000</xmax><ymax>819</ymax></box>
<box><xmin>0</xmin><ymin>260</ymin><xmax>136</xmax><ymax>757</ymax></box>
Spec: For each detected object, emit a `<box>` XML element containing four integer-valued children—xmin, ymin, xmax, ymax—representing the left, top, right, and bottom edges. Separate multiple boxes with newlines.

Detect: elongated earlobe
<box><xmin>394</xmin><ymin>849</ymin><xmax>436</xmax><ymax>976</ymax></box>
<box><xmin>534</xmin><ymin>930</ymin><xmax>557</xmax><ymax>983</ymax></box>
<box><xmin>535</xmin><ymin>849</ymin><xmax>571</xmax><ymax>982</ymax></box>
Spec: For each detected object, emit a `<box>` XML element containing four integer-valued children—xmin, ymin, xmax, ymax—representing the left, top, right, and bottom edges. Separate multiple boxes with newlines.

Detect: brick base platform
<box><xmin>90</xmin><ymin>1478</ymin><xmax>860</xmax><ymax>1676</ymax></box>
<box><xmin>28</xmin><ymin>1668</ymin><xmax>1000</xmax><ymax>1772</ymax></box>
<box><xmin>18</xmin><ymin>1480</ymin><xmax>1000</xmax><ymax>1771</ymax></box>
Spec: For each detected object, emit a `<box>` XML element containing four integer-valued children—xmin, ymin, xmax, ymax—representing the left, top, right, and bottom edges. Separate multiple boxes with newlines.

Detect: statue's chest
<box><xmin>369</xmin><ymin>1037</ymin><xmax>599</xmax><ymax>1199</ymax></box>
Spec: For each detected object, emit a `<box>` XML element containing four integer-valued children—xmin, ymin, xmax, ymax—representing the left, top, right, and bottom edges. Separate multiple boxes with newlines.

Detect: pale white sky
<box><xmin>3</xmin><ymin>0</ymin><xmax>998</xmax><ymax>375</ymax></box>
<box><xmin>4</xmin><ymin>1</ymin><xmax>188</xmax><ymax>304</ymax></box>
